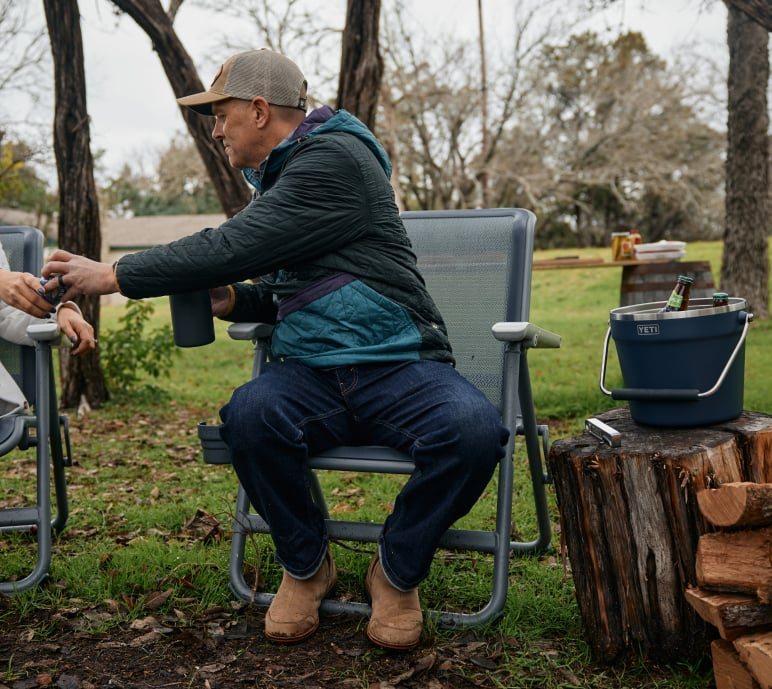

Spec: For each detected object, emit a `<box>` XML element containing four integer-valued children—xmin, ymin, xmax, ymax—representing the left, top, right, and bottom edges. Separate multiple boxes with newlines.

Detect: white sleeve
<box><xmin>0</xmin><ymin>245</ymin><xmax>51</xmax><ymax>347</ymax></box>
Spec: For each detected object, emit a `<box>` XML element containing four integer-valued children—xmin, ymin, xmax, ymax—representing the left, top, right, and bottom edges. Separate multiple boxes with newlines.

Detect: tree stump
<box><xmin>547</xmin><ymin>407</ymin><xmax>772</xmax><ymax>663</ymax></box>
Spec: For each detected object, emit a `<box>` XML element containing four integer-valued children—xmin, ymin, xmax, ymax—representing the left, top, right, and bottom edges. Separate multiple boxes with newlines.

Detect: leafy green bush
<box><xmin>101</xmin><ymin>299</ymin><xmax>179</xmax><ymax>394</ymax></box>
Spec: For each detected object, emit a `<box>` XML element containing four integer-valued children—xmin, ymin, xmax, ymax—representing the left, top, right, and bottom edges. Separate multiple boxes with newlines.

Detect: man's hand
<box><xmin>42</xmin><ymin>251</ymin><xmax>117</xmax><ymax>301</ymax></box>
<box><xmin>56</xmin><ymin>304</ymin><xmax>97</xmax><ymax>356</ymax></box>
<box><xmin>210</xmin><ymin>286</ymin><xmax>233</xmax><ymax>317</ymax></box>
<box><xmin>0</xmin><ymin>269</ymin><xmax>55</xmax><ymax>319</ymax></box>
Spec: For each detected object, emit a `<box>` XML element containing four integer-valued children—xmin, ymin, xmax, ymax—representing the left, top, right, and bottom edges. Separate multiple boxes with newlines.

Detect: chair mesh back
<box><xmin>0</xmin><ymin>227</ymin><xmax>45</xmax><ymax>403</ymax></box>
<box><xmin>402</xmin><ymin>209</ymin><xmax>535</xmax><ymax>412</ymax></box>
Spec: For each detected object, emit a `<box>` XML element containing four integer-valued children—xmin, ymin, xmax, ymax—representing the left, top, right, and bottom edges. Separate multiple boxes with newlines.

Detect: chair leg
<box><xmin>511</xmin><ymin>353</ymin><xmax>552</xmax><ymax>555</ymax></box>
<box><xmin>432</xmin><ymin>423</ymin><xmax>517</xmax><ymax>627</ymax></box>
<box><xmin>49</xmin><ymin>418</ymin><xmax>69</xmax><ymax>534</ymax></box>
<box><xmin>0</xmin><ymin>345</ymin><xmax>55</xmax><ymax>595</ymax></box>
<box><xmin>308</xmin><ymin>469</ymin><xmax>330</xmax><ymax>519</ymax></box>
<box><xmin>228</xmin><ymin>484</ymin><xmax>275</xmax><ymax>606</ymax></box>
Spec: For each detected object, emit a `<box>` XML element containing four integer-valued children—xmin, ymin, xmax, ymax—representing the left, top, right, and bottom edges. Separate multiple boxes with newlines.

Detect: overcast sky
<box><xmin>9</xmin><ymin>0</ymin><xmax>731</xmax><ymax>182</ymax></box>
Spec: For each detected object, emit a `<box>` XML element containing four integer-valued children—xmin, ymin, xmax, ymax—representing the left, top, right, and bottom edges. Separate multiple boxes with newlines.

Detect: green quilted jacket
<box><xmin>115</xmin><ymin>107</ymin><xmax>453</xmax><ymax>367</ymax></box>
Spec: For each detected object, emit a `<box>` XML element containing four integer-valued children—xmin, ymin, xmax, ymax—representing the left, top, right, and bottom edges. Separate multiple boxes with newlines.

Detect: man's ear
<box><xmin>252</xmin><ymin>96</ymin><xmax>270</xmax><ymax>127</ymax></box>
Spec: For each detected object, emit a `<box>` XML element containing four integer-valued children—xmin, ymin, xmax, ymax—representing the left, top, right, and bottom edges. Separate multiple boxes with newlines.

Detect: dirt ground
<box><xmin>0</xmin><ymin>604</ymin><xmax>513</xmax><ymax>689</ymax></box>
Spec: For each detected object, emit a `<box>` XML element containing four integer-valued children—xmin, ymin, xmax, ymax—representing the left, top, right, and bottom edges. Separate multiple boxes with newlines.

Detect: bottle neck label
<box><xmin>667</xmin><ymin>292</ymin><xmax>683</xmax><ymax>309</ymax></box>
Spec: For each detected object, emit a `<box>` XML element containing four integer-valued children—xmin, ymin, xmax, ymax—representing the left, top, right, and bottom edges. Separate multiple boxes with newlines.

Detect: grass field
<box><xmin>0</xmin><ymin>239</ymin><xmax>769</xmax><ymax>688</ymax></box>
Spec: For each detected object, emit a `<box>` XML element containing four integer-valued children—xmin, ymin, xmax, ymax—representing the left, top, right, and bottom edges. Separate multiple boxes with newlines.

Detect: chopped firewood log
<box><xmin>712</xmin><ymin>639</ymin><xmax>761</xmax><ymax>689</ymax></box>
<box><xmin>696</xmin><ymin>527</ymin><xmax>772</xmax><ymax>599</ymax></box>
<box><xmin>697</xmin><ymin>482</ymin><xmax>772</xmax><ymax>528</ymax></box>
<box><xmin>685</xmin><ymin>587</ymin><xmax>772</xmax><ymax>640</ymax></box>
<box><xmin>734</xmin><ymin>632</ymin><xmax>772</xmax><ymax>689</ymax></box>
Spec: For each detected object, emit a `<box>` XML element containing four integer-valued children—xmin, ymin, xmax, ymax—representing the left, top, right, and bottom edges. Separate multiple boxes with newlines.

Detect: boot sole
<box><xmin>265</xmin><ymin>621</ymin><xmax>320</xmax><ymax>644</ymax></box>
<box><xmin>366</xmin><ymin>626</ymin><xmax>421</xmax><ymax>651</ymax></box>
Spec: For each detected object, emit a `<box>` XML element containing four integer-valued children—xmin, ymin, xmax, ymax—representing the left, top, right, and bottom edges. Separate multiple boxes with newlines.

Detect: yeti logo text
<box><xmin>637</xmin><ymin>324</ymin><xmax>660</xmax><ymax>336</ymax></box>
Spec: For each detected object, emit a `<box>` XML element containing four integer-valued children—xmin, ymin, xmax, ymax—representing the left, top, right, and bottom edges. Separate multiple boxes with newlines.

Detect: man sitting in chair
<box><xmin>41</xmin><ymin>49</ymin><xmax>507</xmax><ymax>650</ymax></box>
<box><xmin>0</xmin><ymin>246</ymin><xmax>95</xmax><ymax>417</ymax></box>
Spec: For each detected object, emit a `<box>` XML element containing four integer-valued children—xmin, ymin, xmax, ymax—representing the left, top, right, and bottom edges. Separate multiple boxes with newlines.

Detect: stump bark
<box><xmin>547</xmin><ymin>407</ymin><xmax>772</xmax><ymax>663</ymax></box>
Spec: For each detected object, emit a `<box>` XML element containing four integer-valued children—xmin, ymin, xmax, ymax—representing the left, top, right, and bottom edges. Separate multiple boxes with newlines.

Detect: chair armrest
<box><xmin>491</xmin><ymin>321</ymin><xmax>561</xmax><ymax>348</ymax></box>
<box><xmin>26</xmin><ymin>321</ymin><xmax>60</xmax><ymax>342</ymax></box>
<box><xmin>226</xmin><ymin>322</ymin><xmax>275</xmax><ymax>341</ymax></box>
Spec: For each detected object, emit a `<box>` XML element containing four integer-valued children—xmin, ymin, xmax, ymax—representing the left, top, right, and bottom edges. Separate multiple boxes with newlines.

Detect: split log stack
<box><xmin>686</xmin><ymin>481</ymin><xmax>772</xmax><ymax>688</ymax></box>
<box><xmin>548</xmin><ymin>408</ymin><xmax>772</xmax><ymax>664</ymax></box>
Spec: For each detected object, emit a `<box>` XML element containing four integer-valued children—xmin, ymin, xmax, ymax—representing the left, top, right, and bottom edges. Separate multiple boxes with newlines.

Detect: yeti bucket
<box><xmin>599</xmin><ymin>297</ymin><xmax>752</xmax><ymax>427</ymax></box>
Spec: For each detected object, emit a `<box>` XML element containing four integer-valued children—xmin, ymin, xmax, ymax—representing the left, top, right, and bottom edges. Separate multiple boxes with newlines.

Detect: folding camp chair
<box><xmin>0</xmin><ymin>225</ymin><xmax>73</xmax><ymax>595</ymax></box>
<box><xmin>198</xmin><ymin>208</ymin><xmax>560</xmax><ymax>626</ymax></box>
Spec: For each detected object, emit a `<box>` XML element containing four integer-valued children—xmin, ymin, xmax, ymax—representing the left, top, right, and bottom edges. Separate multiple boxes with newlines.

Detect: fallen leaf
<box><xmin>470</xmin><ymin>655</ymin><xmax>498</xmax><ymax>670</ymax></box>
<box><xmin>129</xmin><ymin>616</ymin><xmax>172</xmax><ymax>633</ymax></box>
<box><xmin>145</xmin><ymin>589</ymin><xmax>173</xmax><ymax>610</ymax></box>
<box><xmin>414</xmin><ymin>653</ymin><xmax>436</xmax><ymax>673</ymax></box>
<box><xmin>198</xmin><ymin>664</ymin><xmax>225</xmax><ymax>674</ymax></box>
<box><xmin>129</xmin><ymin>630</ymin><xmax>164</xmax><ymax>646</ymax></box>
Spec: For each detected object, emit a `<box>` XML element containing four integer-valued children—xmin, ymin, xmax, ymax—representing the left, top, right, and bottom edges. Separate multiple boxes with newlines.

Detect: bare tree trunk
<box><xmin>336</xmin><ymin>0</ymin><xmax>382</xmax><ymax>130</ymax></box>
<box><xmin>110</xmin><ymin>0</ymin><xmax>250</xmax><ymax>218</ymax></box>
<box><xmin>43</xmin><ymin>0</ymin><xmax>108</xmax><ymax>408</ymax></box>
<box><xmin>477</xmin><ymin>0</ymin><xmax>490</xmax><ymax>207</ymax></box>
<box><xmin>725</xmin><ymin>0</ymin><xmax>772</xmax><ymax>30</ymax></box>
<box><xmin>721</xmin><ymin>4</ymin><xmax>769</xmax><ymax>319</ymax></box>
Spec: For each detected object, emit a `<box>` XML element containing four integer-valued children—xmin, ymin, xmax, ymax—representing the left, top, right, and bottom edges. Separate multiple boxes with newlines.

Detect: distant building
<box><xmin>104</xmin><ymin>214</ymin><xmax>226</xmax><ymax>264</ymax></box>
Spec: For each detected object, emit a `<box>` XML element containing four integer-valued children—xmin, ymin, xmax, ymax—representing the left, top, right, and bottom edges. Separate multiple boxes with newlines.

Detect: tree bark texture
<box><xmin>726</xmin><ymin>0</ymin><xmax>772</xmax><ymax>31</ymax></box>
<box><xmin>477</xmin><ymin>0</ymin><xmax>490</xmax><ymax>207</ymax></box>
<box><xmin>685</xmin><ymin>588</ymin><xmax>772</xmax><ymax>641</ymax></box>
<box><xmin>547</xmin><ymin>407</ymin><xmax>772</xmax><ymax>663</ymax></box>
<box><xmin>110</xmin><ymin>0</ymin><xmax>250</xmax><ymax>218</ymax></box>
<box><xmin>43</xmin><ymin>0</ymin><xmax>108</xmax><ymax>408</ymax></box>
<box><xmin>721</xmin><ymin>5</ymin><xmax>769</xmax><ymax>319</ymax></box>
<box><xmin>336</xmin><ymin>0</ymin><xmax>382</xmax><ymax>131</ymax></box>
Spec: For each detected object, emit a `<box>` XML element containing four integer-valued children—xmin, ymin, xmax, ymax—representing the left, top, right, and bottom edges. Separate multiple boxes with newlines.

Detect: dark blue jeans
<box><xmin>219</xmin><ymin>359</ymin><xmax>507</xmax><ymax>591</ymax></box>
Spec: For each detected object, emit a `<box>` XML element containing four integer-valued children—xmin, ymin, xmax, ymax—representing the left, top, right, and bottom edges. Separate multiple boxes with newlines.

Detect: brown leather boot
<box><xmin>264</xmin><ymin>549</ymin><xmax>337</xmax><ymax>643</ymax></box>
<box><xmin>365</xmin><ymin>553</ymin><xmax>423</xmax><ymax>650</ymax></box>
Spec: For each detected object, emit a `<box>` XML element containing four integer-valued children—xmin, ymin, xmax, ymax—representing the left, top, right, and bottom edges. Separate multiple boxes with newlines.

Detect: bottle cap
<box><xmin>712</xmin><ymin>292</ymin><xmax>728</xmax><ymax>299</ymax></box>
<box><xmin>677</xmin><ymin>275</ymin><xmax>694</xmax><ymax>284</ymax></box>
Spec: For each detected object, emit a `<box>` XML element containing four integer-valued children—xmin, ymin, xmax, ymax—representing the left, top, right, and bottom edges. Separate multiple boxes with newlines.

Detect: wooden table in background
<box><xmin>533</xmin><ymin>257</ymin><xmax>715</xmax><ymax>306</ymax></box>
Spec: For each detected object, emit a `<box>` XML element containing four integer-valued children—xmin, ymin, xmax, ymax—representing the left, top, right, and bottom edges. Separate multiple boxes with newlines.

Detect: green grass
<box><xmin>1</xmin><ymin>240</ymin><xmax>769</xmax><ymax>687</ymax></box>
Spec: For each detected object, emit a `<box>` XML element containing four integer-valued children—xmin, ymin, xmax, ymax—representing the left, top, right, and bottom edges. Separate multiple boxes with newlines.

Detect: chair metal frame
<box><xmin>199</xmin><ymin>208</ymin><xmax>561</xmax><ymax>626</ymax></box>
<box><xmin>0</xmin><ymin>226</ymin><xmax>72</xmax><ymax>595</ymax></box>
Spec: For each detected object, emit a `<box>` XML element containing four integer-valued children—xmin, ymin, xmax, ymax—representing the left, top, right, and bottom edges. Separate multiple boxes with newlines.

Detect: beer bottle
<box><xmin>661</xmin><ymin>275</ymin><xmax>694</xmax><ymax>312</ymax></box>
<box><xmin>712</xmin><ymin>292</ymin><xmax>729</xmax><ymax>307</ymax></box>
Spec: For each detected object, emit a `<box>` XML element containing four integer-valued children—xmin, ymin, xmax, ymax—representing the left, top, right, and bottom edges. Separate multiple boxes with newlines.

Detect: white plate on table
<box><xmin>634</xmin><ymin>249</ymin><xmax>686</xmax><ymax>261</ymax></box>
<box><xmin>635</xmin><ymin>240</ymin><xmax>686</xmax><ymax>261</ymax></box>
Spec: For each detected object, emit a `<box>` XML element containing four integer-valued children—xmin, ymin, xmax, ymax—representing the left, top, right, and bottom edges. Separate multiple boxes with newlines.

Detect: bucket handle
<box><xmin>599</xmin><ymin>310</ymin><xmax>753</xmax><ymax>402</ymax></box>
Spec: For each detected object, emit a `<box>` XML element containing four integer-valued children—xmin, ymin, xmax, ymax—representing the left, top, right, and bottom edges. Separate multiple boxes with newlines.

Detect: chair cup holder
<box><xmin>197</xmin><ymin>423</ymin><xmax>232</xmax><ymax>464</ymax></box>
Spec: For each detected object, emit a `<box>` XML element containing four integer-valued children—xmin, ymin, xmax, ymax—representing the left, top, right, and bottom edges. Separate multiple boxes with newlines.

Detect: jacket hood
<box><xmin>243</xmin><ymin>106</ymin><xmax>392</xmax><ymax>192</ymax></box>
